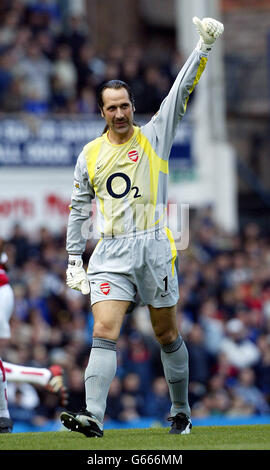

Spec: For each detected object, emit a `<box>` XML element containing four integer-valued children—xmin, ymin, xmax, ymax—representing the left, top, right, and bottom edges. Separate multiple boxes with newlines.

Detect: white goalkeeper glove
<box><xmin>193</xmin><ymin>17</ymin><xmax>224</xmax><ymax>53</ymax></box>
<box><xmin>66</xmin><ymin>255</ymin><xmax>90</xmax><ymax>295</ymax></box>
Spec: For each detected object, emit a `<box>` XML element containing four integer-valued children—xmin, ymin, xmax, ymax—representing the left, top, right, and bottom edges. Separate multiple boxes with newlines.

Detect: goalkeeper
<box><xmin>61</xmin><ymin>17</ymin><xmax>224</xmax><ymax>437</ymax></box>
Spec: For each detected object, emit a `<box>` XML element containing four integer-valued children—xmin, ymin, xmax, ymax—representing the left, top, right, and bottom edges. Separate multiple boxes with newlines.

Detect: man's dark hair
<box><xmin>97</xmin><ymin>80</ymin><xmax>136</xmax><ymax>135</ymax></box>
<box><xmin>97</xmin><ymin>79</ymin><xmax>135</xmax><ymax>111</ymax></box>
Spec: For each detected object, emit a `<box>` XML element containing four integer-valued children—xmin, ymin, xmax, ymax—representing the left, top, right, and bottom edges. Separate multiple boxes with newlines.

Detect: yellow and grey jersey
<box><xmin>67</xmin><ymin>48</ymin><xmax>208</xmax><ymax>254</ymax></box>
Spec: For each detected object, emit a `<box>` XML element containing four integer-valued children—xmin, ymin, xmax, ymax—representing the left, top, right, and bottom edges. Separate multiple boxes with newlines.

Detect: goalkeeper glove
<box><xmin>66</xmin><ymin>255</ymin><xmax>90</xmax><ymax>295</ymax></box>
<box><xmin>193</xmin><ymin>17</ymin><xmax>224</xmax><ymax>53</ymax></box>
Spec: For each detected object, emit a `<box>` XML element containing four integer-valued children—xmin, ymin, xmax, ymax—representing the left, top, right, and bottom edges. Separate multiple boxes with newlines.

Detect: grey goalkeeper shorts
<box><xmin>87</xmin><ymin>227</ymin><xmax>179</xmax><ymax>308</ymax></box>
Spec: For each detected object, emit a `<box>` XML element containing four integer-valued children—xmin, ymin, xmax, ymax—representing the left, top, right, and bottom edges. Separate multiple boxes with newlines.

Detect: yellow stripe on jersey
<box><xmin>165</xmin><ymin>226</ymin><xmax>177</xmax><ymax>277</ymax></box>
<box><xmin>184</xmin><ymin>56</ymin><xmax>208</xmax><ymax>113</ymax></box>
<box><xmin>153</xmin><ymin>207</ymin><xmax>167</xmax><ymax>227</ymax></box>
<box><xmin>84</xmin><ymin>137</ymin><xmax>103</xmax><ymax>186</ymax></box>
<box><xmin>84</xmin><ymin>137</ymin><xmax>106</xmax><ymax>228</ymax></box>
<box><xmin>136</xmin><ymin>132</ymin><xmax>168</xmax><ymax>225</ymax></box>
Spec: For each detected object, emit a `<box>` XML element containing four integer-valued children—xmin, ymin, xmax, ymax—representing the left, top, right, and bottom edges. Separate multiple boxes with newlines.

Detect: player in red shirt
<box><xmin>0</xmin><ymin>238</ymin><xmax>68</xmax><ymax>433</ymax></box>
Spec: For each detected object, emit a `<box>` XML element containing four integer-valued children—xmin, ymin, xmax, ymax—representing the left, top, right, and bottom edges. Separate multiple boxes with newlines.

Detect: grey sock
<box><xmin>160</xmin><ymin>335</ymin><xmax>191</xmax><ymax>418</ymax></box>
<box><xmin>84</xmin><ymin>337</ymin><xmax>117</xmax><ymax>425</ymax></box>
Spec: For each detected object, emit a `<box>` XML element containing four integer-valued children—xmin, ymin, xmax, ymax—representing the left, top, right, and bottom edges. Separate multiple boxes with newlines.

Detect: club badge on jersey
<box><xmin>127</xmin><ymin>149</ymin><xmax>139</xmax><ymax>162</ymax></box>
<box><xmin>100</xmin><ymin>282</ymin><xmax>111</xmax><ymax>295</ymax></box>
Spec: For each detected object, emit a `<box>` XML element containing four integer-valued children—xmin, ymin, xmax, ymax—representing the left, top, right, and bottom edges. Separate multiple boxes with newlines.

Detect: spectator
<box><xmin>0</xmin><ymin>9</ymin><xmax>20</xmax><ymax>47</ymax></box>
<box><xmin>219</xmin><ymin>318</ymin><xmax>261</xmax><ymax>370</ymax></box>
<box><xmin>101</xmin><ymin>60</ymin><xmax>121</xmax><ymax>86</ymax></box>
<box><xmin>142</xmin><ymin>376</ymin><xmax>171</xmax><ymax>421</ymax></box>
<box><xmin>231</xmin><ymin>367</ymin><xmax>270</xmax><ymax>415</ymax></box>
<box><xmin>123</xmin><ymin>333</ymin><xmax>153</xmax><ymax>391</ymax></box>
<box><xmin>121</xmin><ymin>372</ymin><xmax>144</xmax><ymax>416</ymax></box>
<box><xmin>140</xmin><ymin>64</ymin><xmax>166</xmax><ymax>114</ymax></box>
<box><xmin>77</xmin><ymin>86</ymin><xmax>97</xmax><ymax>114</ymax></box>
<box><xmin>9</xmin><ymin>224</ymin><xmax>31</xmax><ymax>266</ymax></box>
<box><xmin>255</xmin><ymin>335</ymin><xmax>270</xmax><ymax>402</ymax></box>
<box><xmin>1</xmin><ymin>74</ymin><xmax>24</xmax><ymax>112</ymax></box>
<box><xmin>226</xmin><ymin>251</ymin><xmax>253</xmax><ymax>287</ymax></box>
<box><xmin>105</xmin><ymin>377</ymin><xmax>124</xmax><ymax>422</ymax></box>
<box><xmin>0</xmin><ymin>47</ymin><xmax>15</xmax><ymax>106</ymax></box>
<box><xmin>15</xmin><ymin>41</ymin><xmax>52</xmax><ymax>113</ymax></box>
<box><xmin>65</xmin><ymin>366</ymin><xmax>85</xmax><ymax>412</ymax></box>
<box><xmin>192</xmin><ymin>390</ymin><xmax>230</xmax><ymax>418</ymax></box>
<box><xmin>35</xmin><ymin>30</ymin><xmax>55</xmax><ymax>61</ymax></box>
<box><xmin>226</xmin><ymin>395</ymin><xmax>255</xmax><ymax>416</ymax></box>
<box><xmin>214</xmin><ymin>351</ymin><xmax>239</xmax><ymax>386</ymax></box>
<box><xmin>186</xmin><ymin>324</ymin><xmax>210</xmax><ymax>405</ymax></box>
<box><xmin>13</xmin><ymin>26</ymin><xmax>33</xmax><ymax>61</ymax></box>
<box><xmin>8</xmin><ymin>383</ymin><xmax>40</xmax><ymax>425</ymax></box>
<box><xmin>52</xmin><ymin>43</ymin><xmax>77</xmax><ymax>99</ymax></box>
<box><xmin>51</xmin><ymin>42</ymin><xmax>77</xmax><ymax>111</ymax></box>
<box><xmin>25</xmin><ymin>0</ymin><xmax>59</xmax><ymax>36</ymax></box>
<box><xmin>121</xmin><ymin>57</ymin><xmax>145</xmax><ymax>114</ymax></box>
<box><xmin>56</xmin><ymin>14</ymin><xmax>88</xmax><ymax>62</ymax></box>
<box><xmin>193</xmin><ymin>218</ymin><xmax>220</xmax><ymax>263</ymax></box>
<box><xmin>74</xmin><ymin>42</ymin><xmax>100</xmax><ymax>93</ymax></box>
<box><xmin>118</xmin><ymin>394</ymin><xmax>140</xmax><ymax>423</ymax></box>
<box><xmin>199</xmin><ymin>298</ymin><xmax>225</xmax><ymax>358</ymax></box>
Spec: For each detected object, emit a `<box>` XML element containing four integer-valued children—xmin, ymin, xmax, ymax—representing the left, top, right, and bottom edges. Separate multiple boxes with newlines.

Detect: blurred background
<box><xmin>0</xmin><ymin>0</ymin><xmax>270</xmax><ymax>433</ymax></box>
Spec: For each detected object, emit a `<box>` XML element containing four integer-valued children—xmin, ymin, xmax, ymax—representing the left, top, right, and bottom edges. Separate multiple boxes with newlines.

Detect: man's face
<box><xmin>101</xmin><ymin>87</ymin><xmax>134</xmax><ymax>137</ymax></box>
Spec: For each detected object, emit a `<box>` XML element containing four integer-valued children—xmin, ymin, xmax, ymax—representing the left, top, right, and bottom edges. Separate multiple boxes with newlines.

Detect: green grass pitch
<box><xmin>0</xmin><ymin>424</ymin><xmax>270</xmax><ymax>450</ymax></box>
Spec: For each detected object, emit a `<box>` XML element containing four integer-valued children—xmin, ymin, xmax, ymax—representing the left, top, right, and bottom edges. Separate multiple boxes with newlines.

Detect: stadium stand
<box><xmin>0</xmin><ymin>0</ymin><xmax>176</xmax><ymax>116</ymax></box>
<box><xmin>2</xmin><ymin>213</ymin><xmax>270</xmax><ymax>431</ymax></box>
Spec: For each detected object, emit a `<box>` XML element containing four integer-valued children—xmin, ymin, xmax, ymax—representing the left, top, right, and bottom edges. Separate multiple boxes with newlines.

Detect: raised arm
<box><xmin>142</xmin><ymin>17</ymin><xmax>224</xmax><ymax>159</ymax></box>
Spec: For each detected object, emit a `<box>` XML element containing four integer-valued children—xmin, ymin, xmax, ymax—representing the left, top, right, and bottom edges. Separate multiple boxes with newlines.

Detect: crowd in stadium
<box><xmin>3</xmin><ymin>211</ymin><xmax>270</xmax><ymax>429</ymax></box>
<box><xmin>0</xmin><ymin>0</ymin><xmax>179</xmax><ymax>116</ymax></box>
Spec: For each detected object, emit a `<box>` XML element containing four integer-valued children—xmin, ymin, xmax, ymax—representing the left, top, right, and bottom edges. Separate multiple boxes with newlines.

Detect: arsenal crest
<box><xmin>100</xmin><ymin>282</ymin><xmax>111</xmax><ymax>295</ymax></box>
<box><xmin>127</xmin><ymin>149</ymin><xmax>139</xmax><ymax>162</ymax></box>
